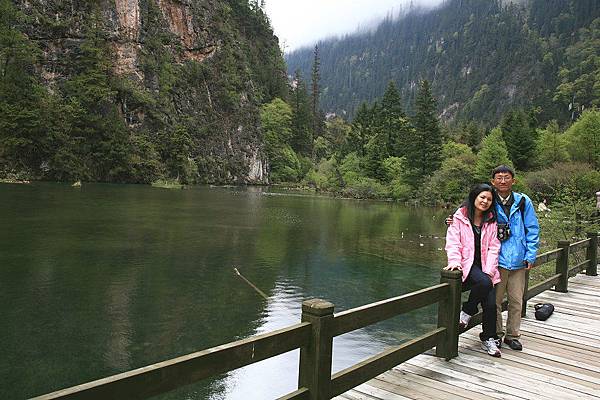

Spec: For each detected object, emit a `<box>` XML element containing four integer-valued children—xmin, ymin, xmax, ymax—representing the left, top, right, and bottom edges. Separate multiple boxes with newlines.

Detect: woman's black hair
<box><xmin>463</xmin><ymin>183</ymin><xmax>496</xmax><ymax>224</ymax></box>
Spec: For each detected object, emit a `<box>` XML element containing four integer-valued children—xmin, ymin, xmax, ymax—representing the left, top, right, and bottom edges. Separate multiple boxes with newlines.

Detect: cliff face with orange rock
<box><xmin>12</xmin><ymin>0</ymin><xmax>288</xmax><ymax>183</ymax></box>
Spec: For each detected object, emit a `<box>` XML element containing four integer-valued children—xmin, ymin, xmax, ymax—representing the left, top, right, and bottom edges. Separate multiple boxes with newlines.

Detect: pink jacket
<box><xmin>445</xmin><ymin>207</ymin><xmax>501</xmax><ymax>284</ymax></box>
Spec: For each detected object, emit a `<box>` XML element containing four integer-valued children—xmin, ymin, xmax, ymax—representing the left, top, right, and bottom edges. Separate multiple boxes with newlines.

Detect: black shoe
<box><xmin>503</xmin><ymin>338</ymin><xmax>522</xmax><ymax>350</ymax></box>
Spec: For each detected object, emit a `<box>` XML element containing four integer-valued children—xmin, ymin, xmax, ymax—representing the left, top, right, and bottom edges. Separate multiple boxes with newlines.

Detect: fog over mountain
<box><xmin>265</xmin><ymin>0</ymin><xmax>445</xmax><ymax>51</ymax></box>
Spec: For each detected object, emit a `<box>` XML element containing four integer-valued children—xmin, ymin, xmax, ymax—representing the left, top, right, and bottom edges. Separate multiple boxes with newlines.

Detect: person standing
<box><xmin>444</xmin><ymin>184</ymin><xmax>502</xmax><ymax>357</ymax></box>
<box><xmin>491</xmin><ymin>165</ymin><xmax>540</xmax><ymax>350</ymax></box>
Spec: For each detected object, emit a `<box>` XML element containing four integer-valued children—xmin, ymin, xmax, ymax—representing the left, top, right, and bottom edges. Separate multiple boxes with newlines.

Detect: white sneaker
<box><xmin>482</xmin><ymin>338</ymin><xmax>501</xmax><ymax>357</ymax></box>
<box><xmin>459</xmin><ymin>311</ymin><xmax>471</xmax><ymax>328</ymax></box>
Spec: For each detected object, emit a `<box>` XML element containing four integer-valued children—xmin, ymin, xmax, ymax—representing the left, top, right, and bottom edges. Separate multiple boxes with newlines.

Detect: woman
<box><xmin>444</xmin><ymin>183</ymin><xmax>501</xmax><ymax>357</ymax></box>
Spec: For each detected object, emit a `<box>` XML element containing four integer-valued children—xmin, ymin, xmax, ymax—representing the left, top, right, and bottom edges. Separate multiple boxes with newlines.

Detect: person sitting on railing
<box><xmin>444</xmin><ymin>183</ymin><xmax>502</xmax><ymax>357</ymax></box>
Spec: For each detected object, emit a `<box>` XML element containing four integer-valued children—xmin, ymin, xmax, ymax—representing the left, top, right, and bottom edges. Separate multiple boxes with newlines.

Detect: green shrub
<box><xmin>388</xmin><ymin>178</ymin><xmax>412</xmax><ymax>201</ymax></box>
<box><xmin>341</xmin><ymin>177</ymin><xmax>388</xmax><ymax>199</ymax></box>
<box><xmin>270</xmin><ymin>145</ymin><xmax>302</xmax><ymax>182</ymax></box>
<box><xmin>420</xmin><ymin>142</ymin><xmax>476</xmax><ymax>205</ymax></box>
<box><xmin>564</xmin><ymin>109</ymin><xmax>600</xmax><ymax>169</ymax></box>
<box><xmin>523</xmin><ymin>162</ymin><xmax>598</xmax><ymax>201</ymax></box>
<box><xmin>338</xmin><ymin>152</ymin><xmax>364</xmax><ymax>185</ymax></box>
<box><xmin>303</xmin><ymin>157</ymin><xmax>340</xmax><ymax>190</ymax></box>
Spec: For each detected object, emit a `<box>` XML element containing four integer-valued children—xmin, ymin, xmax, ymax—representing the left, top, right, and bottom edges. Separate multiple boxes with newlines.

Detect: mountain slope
<box><xmin>1</xmin><ymin>0</ymin><xmax>287</xmax><ymax>183</ymax></box>
<box><xmin>286</xmin><ymin>0</ymin><xmax>600</xmax><ymax>125</ymax></box>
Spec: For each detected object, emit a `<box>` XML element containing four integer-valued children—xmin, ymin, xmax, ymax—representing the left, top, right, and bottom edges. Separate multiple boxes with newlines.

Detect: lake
<box><xmin>0</xmin><ymin>183</ymin><xmax>449</xmax><ymax>399</ymax></box>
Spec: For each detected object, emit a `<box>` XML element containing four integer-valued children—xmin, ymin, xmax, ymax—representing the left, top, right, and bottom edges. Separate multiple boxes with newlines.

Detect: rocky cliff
<box><xmin>7</xmin><ymin>0</ymin><xmax>288</xmax><ymax>183</ymax></box>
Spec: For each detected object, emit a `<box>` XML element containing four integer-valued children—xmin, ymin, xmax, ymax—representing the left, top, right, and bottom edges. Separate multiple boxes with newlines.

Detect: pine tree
<box><xmin>462</xmin><ymin>121</ymin><xmax>484</xmax><ymax>151</ymax></box>
<box><xmin>500</xmin><ymin>109</ymin><xmax>538</xmax><ymax>171</ymax></box>
<box><xmin>348</xmin><ymin>101</ymin><xmax>374</xmax><ymax>157</ymax></box>
<box><xmin>311</xmin><ymin>45</ymin><xmax>323</xmax><ymax>138</ymax></box>
<box><xmin>60</xmin><ymin>11</ymin><xmax>132</xmax><ymax>182</ymax></box>
<box><xmin>407</xmin><ymin>80</ymin><xmax>443</xmax><ymax>184</ymax></box>
<box><xmin>290</xmin><ymin>70</ymin><xmax>312</xmax><ymax>155</ymax></box>
<box><xmin>474</xmin><ymin>128</ymin><xmax>512</xmax><ymax>182</ymax></box>
<box><xmin>536</xmin><ymin>120</ymin><xmax>569</xmax><ymax>166</ymax></box>
<box><xmin>0</xmin><ymin>0</ymin><xmax>49</xmax><ymax>175</ymax></box>
<box><xmin>364</xmin><ymin>130</ymin><xmax>389</xmax><ymax>181</ymax></box>
<box><xmin>380</xmin><ymin>81</ymin><xmax>413</xmax><ymax>157</ymax></box>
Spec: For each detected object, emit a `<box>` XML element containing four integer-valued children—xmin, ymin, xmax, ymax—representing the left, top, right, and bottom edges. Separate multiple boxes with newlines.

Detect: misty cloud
<box><xmin>265</xmin><ymin>0</ymin><xmax>445</xmax><ymax>51</ymax></box>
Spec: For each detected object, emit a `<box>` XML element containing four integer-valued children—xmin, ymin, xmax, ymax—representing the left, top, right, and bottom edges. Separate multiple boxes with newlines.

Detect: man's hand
<box><xmin>525</xmin><ymin>261</ymin><xmax>534</xmax><ymax>270</ymax></box>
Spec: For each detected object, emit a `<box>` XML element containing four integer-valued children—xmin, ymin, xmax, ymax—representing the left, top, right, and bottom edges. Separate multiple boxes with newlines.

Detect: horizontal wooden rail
<box><xmin>32</xmin><ymin>322</ymin><xmax>312</xmax><ymax>400</ymax></box>
<box><xmin>570</xmin><ymin>238</ymin><xmax>591</xmax><ymax>252</ymax></box>
<box><xmin>525</xmin><ymin>273</ymin><xmax>562</xmax><ymax>300</ymax></box>
<box><xmin>329</xmin><ymin>328</ymin><xmax>445</xmax><ymax>397</ymax></box>
<box><xmin>533</xmin><ymin>248</ymin><xmax>562</xmax><ymax>267</ymax></box>
<box><xmin>332</xmin><ymin>284</ymin><xmax>448</xmax><ymax>336</ymax></box>
<box><xmin>569</xmin><ymin>259</ymin><xmax>591</xmax><ymax>277</ymax></box>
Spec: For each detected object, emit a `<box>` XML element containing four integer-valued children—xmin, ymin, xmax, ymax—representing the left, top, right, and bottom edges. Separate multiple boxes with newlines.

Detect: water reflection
<box><xmin>0</xmin><ymin>183</ymin><xmax>448</xmax><ymax>399</ymax></box>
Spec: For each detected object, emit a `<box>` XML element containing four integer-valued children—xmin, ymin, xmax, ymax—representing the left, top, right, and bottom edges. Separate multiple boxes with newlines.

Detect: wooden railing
<box><xmin>32</xmin><ymin>232</ymin><xmax>599</xmax><ymax>400</ymax></box>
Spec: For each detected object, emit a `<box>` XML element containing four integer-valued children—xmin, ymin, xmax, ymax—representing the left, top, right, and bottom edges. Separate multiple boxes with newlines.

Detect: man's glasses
<box><xmin>494</xmin><ymin>176</ymin><xmax>512</xmax><ymax>182</ymax></box>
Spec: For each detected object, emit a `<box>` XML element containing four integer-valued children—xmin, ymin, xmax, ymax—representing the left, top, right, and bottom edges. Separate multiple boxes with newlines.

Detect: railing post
<box><xmin>436</xmin><ymin>269</ymin><xmax>461</xmax><ymax>360</ymax></box>
<box><xmin>555</xmin><ymin>240</ymin><xmax>570</xmax><ymax>292</ymax></box>
<box><xmin>299</xmin><ymin>299</ymin><xmax>334</xmax><ymax>400</ymax></box>
<box><xmin>521</xmin><ymin>269</ymin><xmax>530</xmax><ymax>317</ymax></box>
<box><xmin>586</xmin><ymin>232</ymin><xmax>598</xmax><ymax>276</ymax></box>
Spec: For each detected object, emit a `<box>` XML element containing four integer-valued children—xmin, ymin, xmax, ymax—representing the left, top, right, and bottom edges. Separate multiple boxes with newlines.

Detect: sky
<box><xmin>264</xmin><ymin>0</ymin><xmax>445</xmax><ymax>52</ymax></box>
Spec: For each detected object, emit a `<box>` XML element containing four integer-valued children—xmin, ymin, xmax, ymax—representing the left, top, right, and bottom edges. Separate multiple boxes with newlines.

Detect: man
<box><xmin>491</xmin><ymin>165</ymin><xmax>539</xmax><ymax>350</ymax></box>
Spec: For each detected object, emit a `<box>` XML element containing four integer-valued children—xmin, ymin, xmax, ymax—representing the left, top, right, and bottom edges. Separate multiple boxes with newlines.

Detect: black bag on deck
<box><xmin>534</xmin><ymin>303</ymin><xmax>554</xmax><ymax>321</ymax></box>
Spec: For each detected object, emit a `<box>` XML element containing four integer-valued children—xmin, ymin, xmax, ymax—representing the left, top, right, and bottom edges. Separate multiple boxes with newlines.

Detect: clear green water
<box><xmin>0</xmin><ymin>183</ymin><xmax>449</xmax><ymax>399</ymax></box>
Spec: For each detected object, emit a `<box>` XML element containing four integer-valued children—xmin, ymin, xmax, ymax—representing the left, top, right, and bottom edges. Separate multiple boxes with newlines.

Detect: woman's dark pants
<box><xmin>462</xmin><ymin>266</ymin><xmax>497</xmax><ymax>341</ymax></box>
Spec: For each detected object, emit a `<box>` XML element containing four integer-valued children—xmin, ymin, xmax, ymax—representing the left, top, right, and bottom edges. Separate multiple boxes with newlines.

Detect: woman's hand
<box><xmin>444</xmin><ymin>265</ymin><xmax>462</xmax><ymax>271</ymax></box>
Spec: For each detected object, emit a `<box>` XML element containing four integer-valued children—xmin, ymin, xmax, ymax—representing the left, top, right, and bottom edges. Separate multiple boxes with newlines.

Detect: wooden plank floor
<box><xmin>335</xmin><ymin>274</ymin><xmax>600</xmax><ymax>400</ymax></box>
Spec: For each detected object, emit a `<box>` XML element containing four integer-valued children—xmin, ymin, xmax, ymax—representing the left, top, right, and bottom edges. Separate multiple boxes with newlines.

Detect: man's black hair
<box><xmin>491</xmin><ymin>165</ymin><xmax>515</xmax><ymax>178</ymax></box>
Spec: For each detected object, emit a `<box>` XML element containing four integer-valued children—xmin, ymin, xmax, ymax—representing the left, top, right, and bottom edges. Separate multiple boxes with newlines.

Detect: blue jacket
<box><xmin>496</xmin><ymin>192</ymin><xmax>540</xmax><ymax>270</ymax></box>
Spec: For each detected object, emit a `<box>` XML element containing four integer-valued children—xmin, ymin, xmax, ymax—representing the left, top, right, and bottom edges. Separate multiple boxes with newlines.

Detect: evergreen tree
<box><xmin>348</xmin><ymin>101</ymin><xmax>374</xmax><ymax>157</ymax></box>
<box><xmin>364</xmin><ymin>130</ymin><xmax>389</xmax><ymax>181</ymax></box>
<box><xmin>157</xmin><ymin>125</ymin><xmax>197</xmax><ymax>183</ymax></box>
<box><xmin>474</xmin><ymin>128</ymin><xmax>512</xmax><ymax>182</ymax></box>
<box><xmin>536</xmin><ymin>120</ymin><xmax>569</xmax><ymax>166</ymax></box>
<box><xmin>407</xmin><ymin>80</ymin><xmax>443</xmax><ymax>184</ymax></box>
<box><xmin>61</xmin><ymin>14</ymin><xmax>131</xmax><ymax>181</ymax></box>
<box><xmin>380</xmin><ymin>81</ymin><xmax>413</xmax><ymax>157</ymax></box>
<box><xmin>323</xmin><ymin>116</ymin><xmax>351</xmax><ymax>159</ymax></box>
<box><xmin>460</xmin><ymin>121</ymin><xmax>485</xmax><ymax>151</ymax></box>
<box><xmin>290</xmin><ymin>70</ymin><xmax>312</xmax><ymax>155</ymax></box>
<box><xmin>311</xmin><ymin>44</ymin><xmax>323</xmax><ymax>138</ymax></box>
<box><xmin>500</xmin><ymin>109</ymin><xmax>538</xmax><ymax>171</ymax></box>
<box><xmin>0</xmin><ymin>0</ymin><xmax>50</xmax><ymax>175</ymax></box>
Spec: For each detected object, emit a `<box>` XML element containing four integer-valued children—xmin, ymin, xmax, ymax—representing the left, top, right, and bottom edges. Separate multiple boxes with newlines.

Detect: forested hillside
<box><xmin>0</xmin><ymin>0</ymin><xmax>287</xmax><ymax>184</ymax></box>
<box><xmin>286</xmin><ymin>0</ymin><xmax>600</xmax><ymax>126</ymax></box>
<box><xmin>259</xmin><ymin>0</ymin><xmax>599</xmax><ymax>216</ymax></box>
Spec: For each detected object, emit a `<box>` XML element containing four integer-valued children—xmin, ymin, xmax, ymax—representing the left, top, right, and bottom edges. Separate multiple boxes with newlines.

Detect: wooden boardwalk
<box><xmin>335</xmin><ymin>274</ymin><xmax>600</xmax><ymax>400</ymax></box>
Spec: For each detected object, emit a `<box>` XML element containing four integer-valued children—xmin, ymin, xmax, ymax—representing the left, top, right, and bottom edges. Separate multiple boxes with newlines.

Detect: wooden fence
<box><xmin>33</xmin><ymin>232</ymin><xmax>598</xmax><ymax>400</ymax></box>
